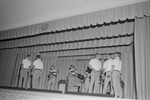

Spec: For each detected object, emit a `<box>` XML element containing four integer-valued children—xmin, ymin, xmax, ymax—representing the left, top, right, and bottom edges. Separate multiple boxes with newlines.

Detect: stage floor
<box><xmin>0</xmin><ymin>87</ymin><xmax>134</xmax><ymax>100</ymax></box>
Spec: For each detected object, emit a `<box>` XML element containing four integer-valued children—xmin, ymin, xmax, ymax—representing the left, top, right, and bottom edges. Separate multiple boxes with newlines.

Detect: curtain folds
<box><xmin>0</xmin><ymin>37</ymin><xmax>135</xmax><ymax>99</ymax></box>
<box><xmin>0</xmin><ymin>1</ymin><xmax>149</xmax><ymax>40</ymax></box>
<box><xmin>0</xmin><ymin>21</ymin><xmax>134</xmax><ymax>49</ymax></box>
<box><xmin>0</xmin><ymin>44</ymin><xmax>135</xmax><ymax>99</ymax></box>
<box><xmin>10</xmin><ymin>52</ymin><xmax>39</xmax><ymax>87</ymax></box>
<box><xmin>0</xmin><ymin>49</ymin><xmax>18</xmax><ymax>86</ymax></box>
<box><xmin>121</xmin><ymin>49</ymin><xmax>136</xmax><ymax>99</ymax></box>
<box><xmin>0</xmin><ymin>2</ymin><xmax>149</xmax><ymax>99</ymax></box>
<box><xmin>38</xmin><ymin>44</ymin><xmax>135</xmax><ymax>97</ymax></box>
<box><xmin>134</xmin><ymin>16</ymin><xmax>150</xmax><ymax>100</ymax></box>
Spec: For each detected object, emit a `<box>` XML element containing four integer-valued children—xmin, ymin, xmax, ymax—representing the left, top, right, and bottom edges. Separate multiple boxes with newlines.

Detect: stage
<box><xmin>0</xmin><ymin>87</ymin><xmax>134</xmax><ymax>100</ymax></box>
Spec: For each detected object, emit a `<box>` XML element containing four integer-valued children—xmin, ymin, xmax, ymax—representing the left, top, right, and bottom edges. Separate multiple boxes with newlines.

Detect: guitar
<box><xmin>68</xmin><ymin>70</ymin><xmax>85</xmax><ymax>81</ymax></box>
<box><xmin>47</xmin><ymin>70</ymin><xmax>59</xmax><ymax>80</ymax></box>
<box><xmin>27</xmin><ymin>65</ymin><xmax>34</xmax><ymax>75</ymax></box>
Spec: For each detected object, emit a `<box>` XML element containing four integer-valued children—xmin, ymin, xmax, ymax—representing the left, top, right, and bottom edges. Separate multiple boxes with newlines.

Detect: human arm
<box><xmin>20</xmin><ymin>63</ymin><xmax>23</xmax><ymax>69</ymax></box>
<box><xmin>119</xmin><ymin>61</ymin><xmax>122</xmax><ymax>74</ymax></box>
<box><xmin>20</xmin><ymin>60</ymin><xmax>25</xmax><ymax>69</ymax></box>
<box><xmin>88</xmin><ymin>64</ymin><xmax>98</xmax><ymax>72</ymax></box>
<box><xmin>102</xmin><ymin>61</ymin><xmax>107</xmax><ymax>73</ymax></box>
<box><xmin>88</xmin><ymin>64</ymin><xmax>94</xmax><ymax>71</ymax></box>
<box><xmin>88</xmin><ymin>59</ymin><xmax>96</xmax><ymax>71</ymax></box>
<box><xmin>108</xmin><ymin>65</ymin><xmax>115</xmax><ymax>77</ymax></box>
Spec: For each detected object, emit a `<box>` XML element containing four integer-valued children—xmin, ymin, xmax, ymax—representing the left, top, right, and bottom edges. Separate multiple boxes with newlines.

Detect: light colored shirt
<box><xmin>22</xmin><ymin>58</ymin><xmax>31</xmax><ymax>69</ymax></box>
<box><xmin>33</xmin><ymin>59</ymin><xmax>44</xmax><ymax>69</ymax></box>
<box><xmin>112</xmin><ymin>57</ymin><xmax>122</xmax><ymax>71</ymax></box>
<box><xmin>89</xmin><ymin>58</ymin><xmax>101</xmax><ymax>71</ymax></box>
<box><xmin>103</xmin><ymin>59</ymin><xmax>113</xmax><ymax>72</ymax></box>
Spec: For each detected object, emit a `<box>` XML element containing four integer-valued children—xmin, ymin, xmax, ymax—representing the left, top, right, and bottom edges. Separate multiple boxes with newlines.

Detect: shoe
<box><xmin>114</xmin><ymin>95</ymin><xmax>119</xmax><ymax>98</ymax></box>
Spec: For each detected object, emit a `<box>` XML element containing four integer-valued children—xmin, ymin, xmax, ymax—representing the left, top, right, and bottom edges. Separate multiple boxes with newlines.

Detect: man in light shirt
<box><xmin>32</xmin><ymin>55</ymin><xmax>44</xmax><ymax>89</ymax></box>
<box><xmin>18</xmin><ymin>55</ymin><xmax>31</xmax><ymax>88</ymax></box>
<box><xmin>103</xmin><ymin>54</ymin><xmax>114</xmax><ymax>94</ymax></box>
<box><xmin>110</xmin><ymin>52</ymin><xmax>122</xmax><ymax>98</ymax></box>
<box><xmin>88</xmin><ymin>53</ymin><xmax>102</xmax><ymax>93</ymax></box>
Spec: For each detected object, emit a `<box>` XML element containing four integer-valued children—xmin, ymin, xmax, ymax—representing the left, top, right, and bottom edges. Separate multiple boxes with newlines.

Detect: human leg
<box><xmin>93</xmin><ymin>72</ymin><xmax>100</xmax><ymax>94</ymax></box>
<box><xmin>88</xmin><ymin>71</ymin><xmax>95</xmax><ymax>93</ymax></box>
<box><xmin>103</xmin><ymin>72</ymin><xmax>111</xmax><ymax>94</ymax></box>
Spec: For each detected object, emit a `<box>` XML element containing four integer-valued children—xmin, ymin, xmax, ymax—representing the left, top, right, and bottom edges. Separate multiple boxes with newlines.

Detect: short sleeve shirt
<box><xmin>112</xmin><ymin>57</ymin><xmax>122</xmax><ymax>71</ymax></box>
<box><xmin>89</xmin><ymin>58</ymin><xmax>101</xmax><ymax>71</ymax></box>
<box><xmin>33</xmin><ymin>59</ymin><xmax>44</xmax><ymax>69</ymax></box>
<box><xmin>103</xmin><ymin>59</ymin><xmax>113</xmax><ymax>72</ymax></box>
<box><xmin>22</xmin><ymin>58</ymin><xmax>31</xmax><ymax>69</ymax></box>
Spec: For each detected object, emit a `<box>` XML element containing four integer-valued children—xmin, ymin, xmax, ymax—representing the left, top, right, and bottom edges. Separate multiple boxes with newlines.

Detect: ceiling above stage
<box><xmin>0</xmin><ymin>0</ymin><xmax>146</xmax><ymax>31</ymax></box>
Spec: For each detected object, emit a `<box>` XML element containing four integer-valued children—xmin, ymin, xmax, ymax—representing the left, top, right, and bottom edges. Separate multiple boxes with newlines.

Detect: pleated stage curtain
<box><xmin>10</xmin><ymin>52</ymin><xmax>39</xmax><ymax>87</ymax></box>
<box><xmin>0</xmin><ymin>21</ymin><xmax>135</xmax><ymax>99</ymax></box>
<box><xmin>0</xmin><ymin>49</ymin><xmax>18</xmax><ymax>86</ymax></box>
<box><xmin>0</xmin><ymin>0</ymin><xmax>149</xmax><ymax>40</ymax></box>
<box><xmin>134</xmin><ymin>16</ymin><xmax>150</xmax><ymax>100</ymax></box>
<box><xmin>121</xmin><ymin>46</ymin><xmax>136</xmax><ymax>99</ymax></box>
<box><xmin>0</xmin><ymin>21</ymin><xmax>134</xmax><ymax>49</ymax></box>
<box><xmin>26</xmin><ymin>44</ymin><xmax>135</xmax><ymax>99</ymax></box>
<box><xmin>0</xmin><ymin>1</ymin><xmax>150</xmax><ymax>99</ymax></box>
<box><xmin>39</xmin><ymin>56</ymin><xmax>77</xmax><ymax>90</ymax></box>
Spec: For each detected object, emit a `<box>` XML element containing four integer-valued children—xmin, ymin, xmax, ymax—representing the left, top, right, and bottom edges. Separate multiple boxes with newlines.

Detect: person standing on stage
<box><xmin>32</xmin><ymin>55</ymin><xmax>44</xmax><ymax>89</ymax></box>
<box><xmin>18</xmin><ymin>55</ymin><xmax>31</xmax><ymax>88</ymax></box>
<box><xmin>88</xmin><ymin>53</ymin><xmax>102</xmax><ymax>93</ymax></box>
<box><xmin>47</xmin><ymin>65</ymin><xmax>59</xmax><ymax>90</ymax></box>
<box><xmin>84</xmin><ymin>67</ymin><xmax>91</xmax><ymax>93</ymax></box>
<box><xmin>102</xmin><ymin>54</ymin><xmax>114</xmax><ymax>94</ymax></box>
<box><xmin>67</xmin><ymin>65</ymin><xmax>77</xmax><ymax>92</ymax></box>
<box><xmin>110</xmin><ymin>52</ymin><xmax>122</xmax><ymax>98</ymax></box>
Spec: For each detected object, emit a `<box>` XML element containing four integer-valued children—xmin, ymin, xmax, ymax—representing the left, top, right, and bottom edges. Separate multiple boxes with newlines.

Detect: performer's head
<box><xmin>51</xmin><ymin>65</ymin><xmax>55</xmax><ymax>69</ymax></box>
<box><xmin>115</xmin><ymin>52</ymin><xmax>121</xmax><ymax>59</ymax></box>
<box><xmin>69</xmin><ymin>65</ymin><xmax>74</xmax><ymax>70</ymax></box>
<box><xmin>106</xmin><ymin>54</ymin><xmax>111</xmax><ymax>60</ymax></box>
<box><xmin>26</xmin><ymin>55</ymin><xmax>31</xmax><ymax>60</ymax></box>
<box><xmin>35</xmin><ymin>55</ymin><xmax>41</xmax><ymax>60</ymax></box>
<box><xmin>95</xmin><ymin>53</ymin><xmax>101</xmax><ymax>60</ymax></box>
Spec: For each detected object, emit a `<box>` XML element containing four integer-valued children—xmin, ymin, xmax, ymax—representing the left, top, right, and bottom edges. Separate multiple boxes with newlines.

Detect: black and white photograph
<box><xmin>0</xmin><ymin>0</ymin><xmax>150</xmax><ymax>100</ymax></box>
